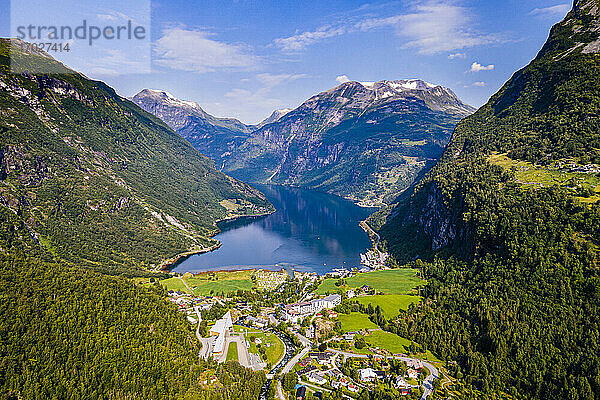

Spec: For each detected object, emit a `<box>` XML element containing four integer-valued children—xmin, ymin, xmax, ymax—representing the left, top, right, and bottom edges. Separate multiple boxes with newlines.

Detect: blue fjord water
<box><xmin>173</xmin><ymin>184</ymin><xmax>375</xmax><ymax>275</ymax></box>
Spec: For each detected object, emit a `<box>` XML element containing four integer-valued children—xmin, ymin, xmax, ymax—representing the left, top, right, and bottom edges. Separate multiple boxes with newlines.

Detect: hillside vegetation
<box><xmin>0</xmin><ymin>39</ymin><xmax>271</xmax><ymax>274</ymax></box>
<box><xmin>0</xmin><ymin>40</ymin><xmax>270</xmax><ymax>399</ymax></box>
<box><xmin>371</xmin><ymin>1</ymin><xmax>600</xmax><ymax>398</ymax></box>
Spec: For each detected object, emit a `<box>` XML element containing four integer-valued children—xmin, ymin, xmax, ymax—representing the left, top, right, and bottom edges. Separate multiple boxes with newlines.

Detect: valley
<box><xmin>133</xmin><ymin>80</ymin><xmax>474</xmax><ymax>207</ymax></box>
<box><xmin>1</xmin><ymin>0</ymin><xmax>600</xmax><ymax>399</ymax></box>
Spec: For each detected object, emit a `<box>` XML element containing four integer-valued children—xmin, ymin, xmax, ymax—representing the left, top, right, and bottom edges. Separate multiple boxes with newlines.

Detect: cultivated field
<box><xmin>355</xmin><ymin>294</ymin><xmax>422</xmax><ymax>318</ymax></box>
<box><xmin>316</xmin><ymin>269</ymin><xmax>425</xmax><ymax>295</ymax></box>
<box><xmin>161</xmin><ymin>270</ymin><xmax>254</xmax><ymax>296</ymax></box>
<box><xmin>338</xmin><ymin>312</ymin><xmax>378</xmax><ymax>332</ymax></box>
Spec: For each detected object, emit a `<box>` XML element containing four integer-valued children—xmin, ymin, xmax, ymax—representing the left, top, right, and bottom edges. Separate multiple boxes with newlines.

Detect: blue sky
<box><xmin>1</xmin><ymin>0</ymin><xmax>571</xmax><ymax>124</ymax></box>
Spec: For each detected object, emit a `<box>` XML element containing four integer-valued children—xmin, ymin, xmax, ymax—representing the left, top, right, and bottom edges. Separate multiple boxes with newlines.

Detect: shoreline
<box><xmin>157</xmin><ymin>209</ymin><xmax>276</xmax><ymax>273</ymax></box>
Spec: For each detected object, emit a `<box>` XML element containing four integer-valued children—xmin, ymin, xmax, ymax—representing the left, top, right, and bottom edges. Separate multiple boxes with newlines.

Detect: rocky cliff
<box><xmin>131</xmin><ymin>89</ymin><xmax>254</xmax><ymax>166</ymax></box>
<box><xmin>225</xmin><ymin>79</ymin><xmax>475</xmax><ymax>206</ymax></box>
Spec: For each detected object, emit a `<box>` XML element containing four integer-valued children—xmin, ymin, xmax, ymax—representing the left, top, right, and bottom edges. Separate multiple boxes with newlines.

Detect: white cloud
<box><xmin>256</xmin><ymin>73</ymin><xmax>309</xmax><ymax>88</ymax></box>
<box><xmin>530</xmin><ymin>4</ymin><xmax>570</xmax><ymax>17</ymax></box>
<box><xmin>274</xmin><ymin>1</ymin><xmax>504</xmax><ymax>55</ymax></box>
<box><xmin>85</xmin><ymin>47</ymin><xmax>150</xmax><ymax>77</ymax></box>
<box><xmin>469</xmin><ymin>62</ymin><xmax>495</xmax><ymax>72</ymax></box>
<box><xmin>448</xmin><ymin>53</ymin><xmax>466</xmax><ymax>59</ymax></box>
<box><xmin>154</xmin><ymin>28</ymin><xmax>258</xmax><ymax>72</ymax></box>
<box><xmin>274</xmin><ymin>26</ymin><xmax>347</xmax><ymax>52</ymax></box>
<box><xmin>204</xmin><ymin>72</ymin><xmax>306</xmax><ymax>124</ymax></box>
<box><xmin>336</xmin><ymin>75</ymin><xmax>351</xmax><ymax>84</ymax></box>
<box><xmin>473</xmin><ymin>81</ymin><xmax>486</xmax><ymax>87</ymax></box>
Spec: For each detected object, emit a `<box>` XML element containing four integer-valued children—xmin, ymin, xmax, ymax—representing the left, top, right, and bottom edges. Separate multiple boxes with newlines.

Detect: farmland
<box><xmin>316</xmin><ymin>269</ymin><xmax>425</xmax><ymax>295</ymax></box>
<box><xmin>355</xmin><ymin>294</ymin><xmax>422</xmax><ymax>318</ymax></box>
<box><xmin>160</xmin><ymin>270</ymin><xmax>254</xmax><ymax>296</ymax></box>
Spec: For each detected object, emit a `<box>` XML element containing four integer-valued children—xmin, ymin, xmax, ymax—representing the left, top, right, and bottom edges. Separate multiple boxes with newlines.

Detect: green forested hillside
<box><xmin>372</xmin><ymin>1</ymin><xmax>600</xmax><ymax>398</ymax></box>
<box><xmin>0</xmin><ymin>40</ymin><xmax>271</xmax><ymax>399</ymax></box>
<box><xmin>0</xmin><ymin>255</ymin><xmax>266</xmax><ymax>399</ymax></box>
<box><xmin>0</xmin><ymin>39</ymin><xmax>271</xmax><ymax>273</ymax></box>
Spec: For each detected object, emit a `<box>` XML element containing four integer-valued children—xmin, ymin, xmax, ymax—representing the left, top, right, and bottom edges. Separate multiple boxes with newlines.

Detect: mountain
<box><xmin>223</xmin><ymin>79</ymin><xmax>475</xmax><ymax>206</ymax></box>
<box><xmin>370</xmin><ymin>1</ymin><xmax>600</xmax><ymax>397</ymax></box>
<box><xmin>0</xmin><ymin>39</ymin><xmax>270</xmax><ymax>399</ymax></box>
<box><xmin>131</xmin><ymin>89</ymin><xmax>254</xmax><ymax>167</ymax></box>
<box><xmin>0</xmin><ymin>39</ymin><xmax>272</xmax><ymax>273</ymax></box>
<box><xmin>256</xmin><ymin>108</ymin><xmax>293</xmax><ymax>128</ymax></box>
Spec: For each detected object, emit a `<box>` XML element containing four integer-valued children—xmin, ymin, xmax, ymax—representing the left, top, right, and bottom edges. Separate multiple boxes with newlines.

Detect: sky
<box><xmin>0</xmin><ymin>0</ymin><xmax>572</xmax><ymax>124</ymax></box>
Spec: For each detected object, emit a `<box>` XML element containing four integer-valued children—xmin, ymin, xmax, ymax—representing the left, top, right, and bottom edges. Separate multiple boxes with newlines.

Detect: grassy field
<box><xmin>316</xmin><ymin>269</ymin><xmax>425</xmax><ymax>295</ymax></box>
<box><xmin>234</xmin><ymin>325</ymin><xmax>284</xmax><ymax>366</ymax></box>
<box><xmin>360</xmin><ymin>330</ymin><xmax>438</xmax><ymax>361</ymax></box>
<box><xmin>338</xmin><ymin>312</ymin><xmax>379</xmax><ymax>332</ymax></box>
<box><xmin>356</xmin><ymin>294</ymin><xmax>421</xmax><ymax>318</ymax></box>
<box><xmin>489</xmin><ymin>153</ymin><xmax>600</xmax><ymax>203</ymax></box>
<box><xmin>160</xmin><ymin>270</ymin><xmax>254</xmax><ymax>296</ymax></box>
<box><xmin>226</xmin><ymin>342</ymin><xmax>238</xmax><ymax>361</ymax></box>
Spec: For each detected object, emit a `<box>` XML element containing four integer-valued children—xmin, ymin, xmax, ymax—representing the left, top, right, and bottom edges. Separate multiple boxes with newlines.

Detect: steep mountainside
<box><xmin>371</xmin><ymin>1</ymin><xmax>600</xmax><ymax>398</ymax></box>
<box><xmin>224</xmin><ymin>80</ymin><xmax>475</xmax><ymax>206</ymax></box>
<box><xmin>256</xmin><ymin>108</ymin><xmax>293</xmax><ymax>128</ymax></box>
<box><xmin>0</xmin><ymin>39</ymin><xmax>271</xmax><ymax>273</ymax></box>
<box><xmin>131</xmin><ymin>89</ymin><xmax>254</xmax><ymax>167</ymax></box>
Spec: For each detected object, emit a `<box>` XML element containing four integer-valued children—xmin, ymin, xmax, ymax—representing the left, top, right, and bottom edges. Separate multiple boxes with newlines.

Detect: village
<box><xmin>160</xmin><ymin>265</ymin><xmax>442</xmax><ymax>400</ymax></box>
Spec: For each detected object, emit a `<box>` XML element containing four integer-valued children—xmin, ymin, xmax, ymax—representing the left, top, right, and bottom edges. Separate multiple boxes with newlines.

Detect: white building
<box><xmin>359</xmin><ymin>368</ymin><xmax>378</xmax><ymax>382</ymax></box>
<box><xmin>211</xmin><ymin>311</ymin><xmax>234</xmax><ymax>360</ymax></box>
<box><xmin>323</xmin><ymin>294</ymin><xmax>342</xmax><ymax>309</ymax></box>
<box><xmin>395</xmin><ymin>376</ymin><xmax>411</xmax><ymax>389</ymax></box>
<box><xmin>307</xmin><ymin>371</ymin><xmax>327</xmax><ymax>385</ymax></box>
<box><xmin>282</xmin><ymin>294</ymin><xmax>342</xmax><ymax>322</ymax></box>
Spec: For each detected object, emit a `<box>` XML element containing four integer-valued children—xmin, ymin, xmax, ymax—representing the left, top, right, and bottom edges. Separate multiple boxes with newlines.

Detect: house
<box><xmin>309</xmin><ymin>352</ymin><xmax>332</xmax><ymax>363</ymax></box>
<box><xmin>359</xmin><ymin>368</ymin><xmax>378</xmax><ymax>382</ymax></box>
<box><xmin>325</xmin><ymin>369</ymin><xmax>343</xmax><ymax>379</ymax></box>
<box><xmin>348</xmin><ymin>383</ymin><xmax>359</xmax><ymax>393</ymax></box>
<box><xmin>307</xmin><ymin>371</ymin><xmax>327</xmax><ymax>385</ymax></box>
<box><xmin>374</xmin><ymin>371</ymin><xmax>386</xmax><ymax>379</ymax></box>
<box><xmin>339</xmin><ymin>377</ymin><xmax>350</xmax><ymax>386</ymax></box>
<box><xmin>406</xmin><ymin>359</ymin><xmax>423</xmax><ymax>370</ymax></box>
<box><xmin>395</xmin><ymin>376</ymin><xmax>411</xmax><ymax>389</ymax></box>
<box><xmin>296</xmin><ymin>385</ymin><xmax>306</xmax><ymax>399</ymax></box>
<box><xmin>297</xmin><ymin>357</ymin><xmax>311</xmax><ymax>367</ymax></box>
<box><xmin>407</xmin><ymin>368</ymin><xmax>419</xmax><ymax>380</ymax></box>
<box><xmin>346</xmin><ymin>290</ymin><xmax>355</xmax><ymax>298</ymax></box>
<box><xmin>296</xmin><ymin>366</ymin><xmax>318</xmax><ymax>376</ymax></box>
<box><xmin>343</xmin><ymin>332</ymin><xmax>357</xmax><ymax>341</ymax></box>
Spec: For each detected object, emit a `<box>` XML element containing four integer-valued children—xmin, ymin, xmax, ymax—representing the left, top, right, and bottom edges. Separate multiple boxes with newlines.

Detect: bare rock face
<box><xmin>131</xmin><ymin>89</ymin><xmax>253</xmax><ymax>162</ymax></box>
<box><xmin>0</xmin><ymin>145</ymin><xmax>48</xmax><ymax>186</ymax></box>
<box><xmin>224</xmin><ymin>79</ymin><xmax>475</xmax><ymax>206</ymax></box>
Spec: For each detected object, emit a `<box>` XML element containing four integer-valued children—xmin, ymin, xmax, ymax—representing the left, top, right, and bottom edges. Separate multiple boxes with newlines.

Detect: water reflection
<box><xmin>174</xmin><ymin>185</ymin><xmax>375</xmax><ymax>274</ymax></box>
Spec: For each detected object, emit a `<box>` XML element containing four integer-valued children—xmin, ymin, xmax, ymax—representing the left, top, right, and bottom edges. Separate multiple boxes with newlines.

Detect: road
<box><xmin>276</xmin><ymin>346</ymin><xmax>310</xmax><ymax>400</ymax></box>
<box><xmin>274</xmin><ymin>329</ymin><xmax>312</xmax><ymax>400</ymax></box>
<box><xmin>360</xmin><ymin>220</ymin><xmax>380</xmax><ymax>251</ymax></box>
<box><xmin>194</xmin><ymin>307</ymin><xmax>214</xmax><ymax>360</ymax></box>
<box><xmin>178</xmin><ymin>276</ymin><xmax>194</xmax><ymax>294</ymax></box>
<box><xmin>327</xmin><ymin>349</ymin><xmax>439</xmax><ymax>400</ymax></box>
